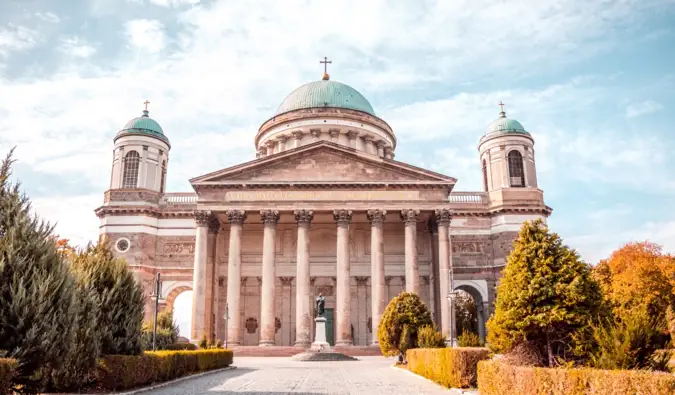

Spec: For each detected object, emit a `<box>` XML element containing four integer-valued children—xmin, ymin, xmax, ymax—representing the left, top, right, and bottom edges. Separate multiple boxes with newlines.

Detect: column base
<box><xmin>335</xmin><ymin>340</ymin><xmax>353</xmax><ymax>347</ymax></box>
<box><xmin>294</xmin><ymin>341</ymin><xmax>311</xmax><ymax>348</ymax></box>
<box><xmin>227</xmin><ymin>341</ymin><xmax>242</xmax><ymax>347</ymax></box>
<box><xmin>258</xmin><ymin>340</ymin><xmax>276</xmax><ymax>347</ymax></box>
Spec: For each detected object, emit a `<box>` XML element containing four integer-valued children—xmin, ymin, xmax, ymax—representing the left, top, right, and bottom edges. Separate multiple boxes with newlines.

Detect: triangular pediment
<box><xmin>190</xmin><ymin>141</ymin><xmax>456</xmax><ymax>186</ymax></box>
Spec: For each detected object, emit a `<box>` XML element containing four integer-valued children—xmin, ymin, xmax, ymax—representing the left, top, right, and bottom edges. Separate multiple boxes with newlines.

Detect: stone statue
<box><xmin>316</xmin><ymin>293</ymin><xmax>325</xmax><ymax>317</ymax></box>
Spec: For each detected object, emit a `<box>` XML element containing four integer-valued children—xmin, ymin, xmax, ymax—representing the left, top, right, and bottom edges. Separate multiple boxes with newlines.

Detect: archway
<box><xmin>164</xmin><ymin>285</ymin><xmax>193</xmax><ymax>340</ymax></box>
<box><xmin>454</xmin><ymin>284</ymin><xmax>487</xmax><ymax>344</ymax></box>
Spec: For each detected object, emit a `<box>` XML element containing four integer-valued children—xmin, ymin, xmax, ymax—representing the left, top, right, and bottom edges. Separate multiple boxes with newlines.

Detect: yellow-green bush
<box><xmin>0</xmin><ymin>359</ymin><xmax>17</xmax><ymax>394</ymax></box>
<box><xmin>478</xmin><ymin>361</ymin><xmax>675</xmax><ymax>395</ymax></box>
<box><xmin>407</xmin><ymin>347</ymin><xmax>490</xmax><ymax>388</ymax></box>
<box><xmin>96</xmin><ymin>349</ymin><xmax>233</xmax><ymax>391</ymax></box>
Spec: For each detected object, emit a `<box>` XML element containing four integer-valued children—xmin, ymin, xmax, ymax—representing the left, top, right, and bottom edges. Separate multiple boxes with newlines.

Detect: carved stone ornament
<box><xmin>328</xmin><ymin>128</ymin><xmax>340</xmax><ymax>138</ymax></box>
<box><xmin>333</xmin><ymin>210</ymin><xmax>353</xmax><ymax>226</ymax></box>
<box><xmin>294</xmin><ymin>209</ymin><xmax>314</xmax><ymax>225</ymax></box>
<box><xmin>245</xmin><ymin>317</ymin><xmax>258</xmax><ymax>334</ymax></box>
<box><xmin>292</xmin><ymin>130</ymin><xmax>303</xmax><ymax>140</ymax></box>
<box><xmin>346</xmin><ymin>130</ymin><xmax>359</xmax><ymax>140</ymax></box>
<box><xmin>240</xmin><ymin>277</ymin><xmax>248</xmax><ymax>287</ymax></box>
<box><xmin>400</xmin><ymin>209</ymin><xmax>420</xmax><ymax>225</ymax></box>
<box><xmin>260</xmin><ymin>210</ymin><xmax>280</xmax><ymax>226</ymax></box>
<box><xmin>280</xmin><ymin>276</ymin><xmax>294</xmax><ymax>286</ymax></box>
<box><xmin>208</xmin><ymin>215</ymin><xmax>221</xmax><ymax>234</ymax></box>
<box><xmin>226</xmin><ymin>210</ymin><xmax>247</xmax><ymax>225</ymax></box>
<box><xmin>435</xmin><ymin>208</ymin><xmax>452</xmax><ymax>226</ymax></box>
<box><xmin>355</xmin><ymin>276</ymin><xmax>369</xmax><ymax>286</ymax></box>
<box><xmin>163</xmin><ymin>242</ymin><xmax>195</xmax><ymax>254</ymax></box>
<box><xmin>194</xmin><ymin>210</ymin><xmax>211</xmax><ymax>226</ymax></box>
<box><xmin>385</xmin><ymin>275</ymin><xmax>393</xmax><ymax>285</ymax></box>
<box><xmin>366</xmin><ymin>209</ymin><xmax>387</xmax><ymax>224</ymax></box>
<box><xmin>310</xmin><ymin>128</ymin><xmax>322</xmax><ymax>138</ymax></box>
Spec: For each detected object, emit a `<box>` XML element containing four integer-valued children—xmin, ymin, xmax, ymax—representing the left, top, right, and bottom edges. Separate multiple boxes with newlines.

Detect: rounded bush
<box><xmin>377</xmin><ymin>292</ymin><xmax>433</xmax><ymax>358</ymax></box>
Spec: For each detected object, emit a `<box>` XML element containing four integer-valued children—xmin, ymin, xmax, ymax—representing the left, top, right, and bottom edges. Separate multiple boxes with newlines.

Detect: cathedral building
<box><xmin>95</xmin><ymin>69</ymin><xmax>551</xmax><ymax>347</ymax></box>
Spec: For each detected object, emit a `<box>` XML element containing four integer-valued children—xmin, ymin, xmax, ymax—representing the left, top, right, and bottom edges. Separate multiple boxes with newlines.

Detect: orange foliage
<box><xmin>594</xmin><ymin>242</ymin><xmax>675</xmax><ymax>319</ymax></box>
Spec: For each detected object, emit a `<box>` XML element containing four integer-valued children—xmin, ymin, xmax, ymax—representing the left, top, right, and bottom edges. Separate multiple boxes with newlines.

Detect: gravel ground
<box><xmin>136</xmin><ymin>356</ymin><xmax>472</xmax><ymax>395</ymax></box>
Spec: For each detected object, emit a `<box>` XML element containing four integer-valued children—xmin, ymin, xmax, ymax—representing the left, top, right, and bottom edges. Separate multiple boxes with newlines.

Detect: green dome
<box><xmin>486</xmin><ymin>111</ymin><xmax>529</xmax><ymax>136</ymax></box>
<box><xmin>276</xmin><ymin>80</ymin><xmax>375</xmax><ymax>116</ymax></box>
<box><xmin>116</xmin><ymin>110</ymin><xmax>169</xmax><ymax>144</ymax></box>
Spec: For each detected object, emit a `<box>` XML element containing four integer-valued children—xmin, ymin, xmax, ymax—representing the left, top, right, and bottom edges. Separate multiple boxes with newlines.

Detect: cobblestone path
<box><xmin>139</xmin><ymin>356</ymin><xmax>467</xmax><ymax>395</ymax></box>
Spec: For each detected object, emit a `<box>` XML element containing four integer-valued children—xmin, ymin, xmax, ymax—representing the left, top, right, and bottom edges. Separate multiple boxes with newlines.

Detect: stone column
<box><xmin>226</xmin><ymin>210</ymin><xmax>246</xmax><ymax>346</ymax></box>
<box><xmin>205</xmin><ymin>216</ymin><xmax>220</xmax><ymax>342</ymax></box>
<box><xmin>367</xmin><ymin>209</ymin><xmax>386</xmax><ymax>345</ymax></box>
<box><xmin>435</xmin><ymin>209</ymin><xmax>452</xmax><ymax>339</ymax></box>
<box><xmin>346</xmin><ymin>130</ymin><xmax>359</xmax><ymax>149</ymax></box>
<box><xmin>334</xmin><ymin>210</ymin><xmax>353</xmax><ymax>347</ymax></box>
<box><xmin>292</xmin><ymin>131</ymin><xmax>303</xmax><ymax>149</ymax></box>
<box><xmin>294</xmin><ymin>210</ymin><xmax>313</xmax><ymax>347</ymax></box>
<box><xmin>191</xmin><ymin>211</ymin><xmax>210</xmax><ymax>341</ymax></box>
<box><xmin>401</xmin><ymin>209</ymin><xmax>420</xmax><ymax>293</ymax></box>
<box><xmin>375</xmin><ymin>141</ymin><xmax>386</xmax><ymax>158</ymax></box>
<box><xmin>259</xmin><ymin>210</ymin><xmax>280</xmax><ymax>346</ymax></box>
<box><xmin>428</xmin><ymin>220</ymin><xmax>440</xmax><ymax>326</ymax></box>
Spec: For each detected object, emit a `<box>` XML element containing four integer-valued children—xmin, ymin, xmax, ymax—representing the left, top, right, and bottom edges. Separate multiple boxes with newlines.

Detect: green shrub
<box><xmin>198</xmin><ymin>335</ymin><xmax>208</xmax><ymax>349</ymax></box>
<box><xmin>141</xmin><ymin>327</ymin><xmax>178</xmax><ymax>351</ymax></box>
<box><xmin>457</xmin><ymin>330</ymin><xmax>482</xmax><ymax>347</ymax></box>
<box><xmin>96</xmin><ymin>349</ymin><xmax>234</xmax><ymax>391</ymax></box>
<box><xmin>477</xmin><ymin>360</ymin><xmax>675</xmax><ymax>395</ymax></box>
<box><xmin>0</xmin><ymin>150</ymin><xmax>77</xmax><ymax>393</ymax></box>
<box><xmin>164</xmin><ymin>343</ymin><xmax>198</xmax><ymax>351</ymax></box>
<box><xmin>377</xmin><ymin>292</ymin><xmax>433</xmax><ymax>359</ymax></box>
<box><xmin>418</xmin><ymin>326</ymin><xmax>446</xmax><ymax>348</ymax></box>
<box><xmin>407</xmin><ymin>347</ymin><xmax>490</xmax><ymax>388</ymax></box>
<box><xmin>0</xmin><ymin>359</ymin><xmax>16</xmax><ymax>394</ymax></box>
<box><xmin>589</xmin><ymin>306</ymin><xmax>672</xmax><ymax>372</ymax></box>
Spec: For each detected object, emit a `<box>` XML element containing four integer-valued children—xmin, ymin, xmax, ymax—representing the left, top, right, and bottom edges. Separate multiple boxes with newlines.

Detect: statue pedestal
<box><xmin>310</xmin><ymin>316</ymin><xmax>331</xmax><ymax>352</ymax></box>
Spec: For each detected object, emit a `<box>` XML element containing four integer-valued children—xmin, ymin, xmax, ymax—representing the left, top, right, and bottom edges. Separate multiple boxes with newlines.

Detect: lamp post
<box><xmin>151</xmin><ymin>272</ymin><xmax>163</xmax><ymax>351</ymax></box>
<box><xmin>223</xmin><ymin>303</ymin><xmax>230</xmax><ymax>349</ymax></box>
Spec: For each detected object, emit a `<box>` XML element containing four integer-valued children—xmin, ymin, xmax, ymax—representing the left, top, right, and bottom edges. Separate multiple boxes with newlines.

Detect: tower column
<box><xmin>367</xmin><ymin>209</ymin><xmax>386</xmax><ymax>345</ymax></box>
<box><xmin>334</xmin><ymin>210</ymin><xmax>353</xmax><ymax>347</ymax></box>
<box><xmin>205</xmin><ymin>216</ymin><xmax>220</xmax><ymax>342</ymax></box>
<box><xmin>226</xmin><ymin>210</ymin><xmax>246</xmax><ymax>346</ymax></box>
<box><xmin>435</xmin><ymin>209</ymin><xmax>452</xmax><ymax>339</ymax></box>
<box><xmin>191</xmin><ymin>211</ymin><xmax>210</xmax><ymax>341</ymax></box>
<box><xmin>401</xmin><ymin>209</ymin><xmax>420</xmax><ymax>293</ymax></box>
<box><xmin>294</xmin><ymin>210</ymin><xmax>314</xmax><ymax>347</ymax></box>
<box><xmin>259</xmin><ymin>210</ymin><xmax>280</xmax><ymax>346</ymax></box>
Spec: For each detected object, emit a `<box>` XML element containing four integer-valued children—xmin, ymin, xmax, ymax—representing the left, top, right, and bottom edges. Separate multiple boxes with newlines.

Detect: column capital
<box><xmin>279</xmin><ymin>276</ymin><xmax>294</xmax><ymax>286</ymax></box>
<box><xmin>208</xmin><ymin>215</ymin><xmax>221</xmax><ymax>234</ymax></box>
<box><xmin>333</xmin><ymin>209</ymin><xmax>353</xmax><ymax>226</ymax></box>
<box><xmin>310</xmin><ymin>128</ymin><xmax>322</xmax><ymax>139</ymax></box>
<box><xmin>260</xmin><ymin>210</ymin><xmax>280</xmax><ymax>226</ymax></box>
<box><xmin>292</xmin><ymin>130</ymin><xmax>304</xmax><ymax>140</ymax></box>
<box><xmin>366</xmin><ymin>209</ymin><xmax>387</xmax><ymax>225</ymax></box>
<box><xmin>354</xmin><ymin>276</ymin><xmax>369</xmax><ymax>286</ymax></box>
<box><xmin>434</xmin><ymin>208</ymin><xmax>453</xmax><ymax>225</ymax></box>
<box><xmin>328</xmin><ymin>128</ymin><xmax>340</xmax><ymax>139</ymax></box>
<box><xmin>194</xmin><ymin>210</ymin><xmax>211</xmax><ymax>227</ymax></box>
<box><xmin>400</xmin><ymin>209</ymin><xmax>420</xmax><ymax>225</ymax></box>
<box><xmin>294</xmin><ymin>209</ymin><xmax>314</xmax><ymax>225</ymax></box>
<box><xmin>362</xmin><ymin>135</ymin><xmax>375</xmax><ymax>143</ymax></box>
<box><xmin>375</xmin><ymin>140</ymin><xmax>387</xmax><ymax>149</ymax></box>
<box><xmin>226</xmin><ymin>210</ymin><xmax>247</xmax><ymax>225</ymax></box>
<box><xmin>346</xmin><ymin>130</ymin><xmax>359</xmax><ymax>140</ymax></box>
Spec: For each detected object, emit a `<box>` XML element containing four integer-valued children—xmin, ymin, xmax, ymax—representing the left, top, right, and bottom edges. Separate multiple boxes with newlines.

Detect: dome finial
<box><xmin>498</xmin><ymin>101</ymin><xmax>506</xmax><ymax>118</ymax></box>
<box><xmin>143</xmin><ymin>99</ymin><xmax>150</xmax><ymax>117</ymax></box>
<box><xmin>320</xmin><ymin>56</ymin><xmax>332</xmax><ymax>80</ymax></box>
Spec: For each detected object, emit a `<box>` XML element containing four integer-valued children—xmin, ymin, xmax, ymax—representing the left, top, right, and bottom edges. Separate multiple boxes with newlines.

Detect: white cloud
<box><xmin>625</xmin><ymin>100</ymin><xmax>663</xmax><ymax>117</ymax></box>
<box><xmin>0</xmin><ymin>24</ymin><xmax>39</xmax><ymax>57</ymax></box>
<box><xmin>58</xmin><ymin>36</ymin><xmax>96</xmax><ymax>58</ymax></box>
<box><xmin>35</xmin><ymin>12</ymin><xmax>61</xmax><ymax>23</ymax></box>
<box><xmin>124</xmin><ymin>19</ymin><xmax>166</xmax><ymax>53</ymax></box>
<box><xmin>149</xmin><ymin>0</ymin><xmax>199</xmax><ymax>6</ymax></box>
<box><xmin>31</xmin><ymin>194</ymin><xmax>102</xmax><ymax>247</ymax></box>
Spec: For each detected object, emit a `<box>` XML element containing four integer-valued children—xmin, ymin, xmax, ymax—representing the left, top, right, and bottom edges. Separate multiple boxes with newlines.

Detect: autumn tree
<box><xmin>486</xmin><ymin>219</ymin><xmax>604</xmax><ymax>366</ymax></box>
<box><xmin>377</xmin><ymin>292</ymin><xmax>433</xmax><ymax>362</ymax></box>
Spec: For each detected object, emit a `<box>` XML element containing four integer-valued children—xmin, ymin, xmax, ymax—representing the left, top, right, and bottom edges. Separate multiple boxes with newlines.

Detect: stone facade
<box><xmin>96</xmin><ymin>80</ymin><xmax>551</xmax><ymax>347</ymax></box>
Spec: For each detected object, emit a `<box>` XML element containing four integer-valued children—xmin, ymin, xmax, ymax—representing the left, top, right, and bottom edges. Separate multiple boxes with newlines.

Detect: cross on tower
<box><xmin>144</xmin><ymin>100</ymin><xmax>150</xmax><ymax>111</ymax></box>
<box><xmin>498</xmin><ymin>101</ymin><xmax>505</xmax><ymax>113</ymax></box>
<box><xmin>320</xmin><ymin>56</ymin><xmax>332</xmax><ymax>74</ymax></box>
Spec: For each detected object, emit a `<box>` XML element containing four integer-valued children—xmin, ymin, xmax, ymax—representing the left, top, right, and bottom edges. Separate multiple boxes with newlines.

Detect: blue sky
<box><xmin>1</xmin><ymin>0</ymin><xmax>675</xmax><ymax>267</ymax></box>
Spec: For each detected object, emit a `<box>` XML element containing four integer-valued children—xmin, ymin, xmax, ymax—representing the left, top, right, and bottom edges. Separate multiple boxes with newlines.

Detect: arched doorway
<box><xmin>454</xmin><ymin>284</ymin><xmax>487</xmax><ymax>344</ymax></box>
<box><xmin>164</xmin><ymin>285</ymin><xmax>193</xmax><ymax>340</ymax></box>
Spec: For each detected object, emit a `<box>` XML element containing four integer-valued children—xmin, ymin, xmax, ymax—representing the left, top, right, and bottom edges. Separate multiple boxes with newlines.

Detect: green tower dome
<box><xmin>115</xmin><ymin>109</ymin><xmax>170</xmax><ymax>145</ymax></box>
<box><xmin>485</xmin><ymin>105</ymin><xmax>530</xmax><ymax>137</ymax></box>
<box><xmin>276</xmin><ymin>79</ymin><xmax>376</xmax><ymax>116</ymax></box>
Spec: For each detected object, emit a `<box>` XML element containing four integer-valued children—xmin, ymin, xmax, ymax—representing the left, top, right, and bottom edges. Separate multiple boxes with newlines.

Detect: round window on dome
<box><xmin>115</xmin><ymin>237</ymin><xmax>131</xmax><ymax>253</ymax></box>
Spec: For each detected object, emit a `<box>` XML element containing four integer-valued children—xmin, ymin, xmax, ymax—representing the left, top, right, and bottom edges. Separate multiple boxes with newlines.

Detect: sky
<box><xmin>1</xmin><ymin>2</ymin><xmax>675</xmax><ymax>279</ymax></box>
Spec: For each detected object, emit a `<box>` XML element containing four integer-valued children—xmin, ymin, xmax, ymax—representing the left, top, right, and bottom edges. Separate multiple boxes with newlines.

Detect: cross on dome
<box><xmin>320</xmin><ymin>56</ymin><xmax>332</xmax><ymax>80</ymax></box>
<box><xmin>498</xmin><ymin>101</ymin><xmax>507</xmax><ymax>118</ymax></box>
<box><xmin>143</xmin><ymin>100</ymin><xmax>150</xmax><ymax>117</ymax></box>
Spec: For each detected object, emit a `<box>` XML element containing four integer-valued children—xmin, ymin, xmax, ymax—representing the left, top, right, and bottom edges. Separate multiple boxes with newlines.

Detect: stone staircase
<box><xmin>232</xmin><ymin>345</ymin><xmax>383</xmax><ymax>357</ymax></box>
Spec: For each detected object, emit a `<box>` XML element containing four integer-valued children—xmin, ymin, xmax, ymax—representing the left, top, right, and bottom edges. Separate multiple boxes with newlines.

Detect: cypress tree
<box><xmin>73</xmin><ymin>243</ymin><xmax>145</xmax><ymax>355</ymax></box>
<box><xmin>486</xmin><ymin>219</ymin><xmax>604</xmax><ymax>366</ymax></box>
<box><xmin>0</xmin><ymin>150</ymin><xmax>76</xmax><ymax>392</ymax></box>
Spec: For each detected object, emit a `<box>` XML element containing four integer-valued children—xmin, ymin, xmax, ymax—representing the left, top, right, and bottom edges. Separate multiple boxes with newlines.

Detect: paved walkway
<box><xmin>139</xmin><ymin>356</ymin><xmax>469</xmax><ymax>394</ymax></box>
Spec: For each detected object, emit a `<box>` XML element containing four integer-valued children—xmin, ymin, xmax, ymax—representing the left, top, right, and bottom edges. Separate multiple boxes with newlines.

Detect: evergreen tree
<box><xmin>486</xmin><ymin>219</ymin><xmax>603</xmax><ymax>366</ymax></box>
<box><xmin>377</xmin><ymin>292</ymin><xmax>433</xmax><ymax>361</ymax></box>
<box><xmin>0</xmin><ymin>150</ymin><xmax>76</xmax><ymax>392</ymax></box>
<box><xmin>73</xmin><ymin>243</ymin><xmax>145</xmax><ymax>355</ymax></box>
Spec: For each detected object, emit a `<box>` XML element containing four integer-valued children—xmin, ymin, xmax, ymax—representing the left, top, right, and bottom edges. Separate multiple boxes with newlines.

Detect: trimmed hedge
<box><xmin>478</xmin><ymin>361</ymin><xmax>675</xmax><ymax>395</ymax></box>
<box><xmin>164</xmin><ymin>342</ymin><xmax>198</xmax><ymax>351</ymax></box>
<box><xmin>96</xmin><ymin>349</ymin><xmax>233</xmax><ymax>391</ymax></box>
<box><xmin>0</xmin><ymin>359</ymin><xmax>17</xmax><ymax>394</ymax></box>
<box><xmin>407</xmin><ymin>347</ymin><xmax>490</xmax><ymax>388</ymax></box>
